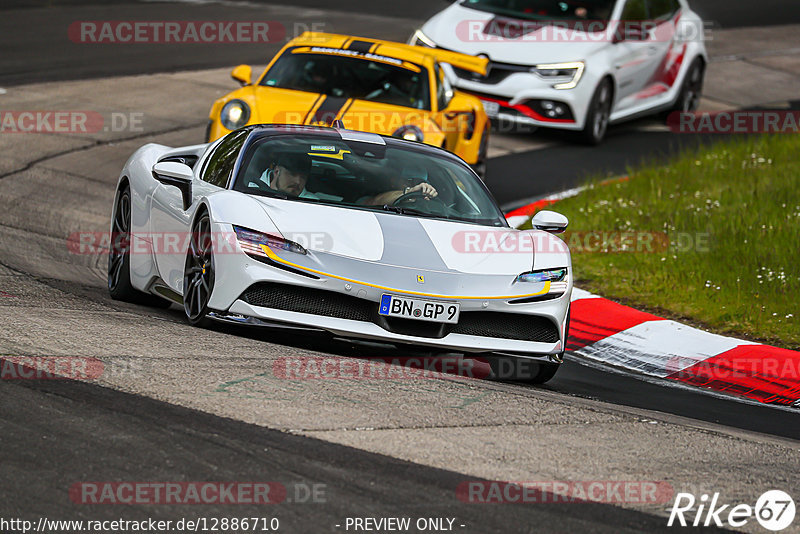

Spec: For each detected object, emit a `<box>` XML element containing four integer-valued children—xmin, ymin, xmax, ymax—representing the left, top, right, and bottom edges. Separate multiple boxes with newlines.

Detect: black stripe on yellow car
<box><xmin>302</xmin><ymin>94</ymin><xmax>325</xmax><ymax>124</ymax></box>
<box><xmin>311</xmin><ymin>96</ymin><xmax>348</xmax><ymax>126</ymax></box>
<box><xmin>347</xmin><ymin>40</ymin><xmax>374</xmax><ymax>53</ymax></box>
<box><xmin>338</xmin><ymin>98</ymin><xmax>355</xmax><ymax>121</ymax></box>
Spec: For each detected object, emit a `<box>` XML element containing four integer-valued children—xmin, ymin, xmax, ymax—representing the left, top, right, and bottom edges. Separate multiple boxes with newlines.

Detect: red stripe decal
<box><xmin>472</xmin><ymin>93</ymin><xmax>576</xmax><ymax>124</ymax></box>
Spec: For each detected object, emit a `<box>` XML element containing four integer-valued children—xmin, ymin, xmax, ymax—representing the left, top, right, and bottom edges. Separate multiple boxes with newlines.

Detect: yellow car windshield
<box><xmin>260</xmin><ymin>48</ymin><xmax>431</xmax><ymax>111</ymax></box>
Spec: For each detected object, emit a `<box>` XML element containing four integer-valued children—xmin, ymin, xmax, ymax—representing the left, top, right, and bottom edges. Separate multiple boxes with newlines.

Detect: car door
<box><xmin>638</xmin><ymin>0</ymin><xmax>684</xmax><ymax>98</ymax></box>
<box><xmin>150</xmin><ymin>130</ymin><xmax>248</xmax><ymax>293</ymax></box>
<box><xmin>611</xmin><ymin>0</ymin><xmax>662</xmax><ymax>111</ymax></box>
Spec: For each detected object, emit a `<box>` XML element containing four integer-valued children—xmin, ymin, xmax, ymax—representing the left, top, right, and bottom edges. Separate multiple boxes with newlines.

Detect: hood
<box><xmin>253</xmin><ymin>86</ymin><xmax>442</xmax><ymax>139</ymax></box>
<box><xmin>251</xmin><ymin>86</ymin><xmax>327</xmax><ymax>125</ymax></box>
<box><xmin>251</xmin><ymin>198</ymin><xmax>550</xmax><ymax>276</ymax></box>
<box><xmin>422</xmin><ymin>2</ymin><xmax>610</xmax><ymax>65</ymax></box>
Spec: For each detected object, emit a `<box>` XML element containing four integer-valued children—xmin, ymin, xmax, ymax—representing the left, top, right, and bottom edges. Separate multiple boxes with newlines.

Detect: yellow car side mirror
<box><xmin>231</xmin><ymin>65</ymin><xmax>252</xmax><ymax>86</ymax></box>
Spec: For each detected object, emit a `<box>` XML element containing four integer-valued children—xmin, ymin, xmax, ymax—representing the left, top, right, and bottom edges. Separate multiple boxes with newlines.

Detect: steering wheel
<box><xmin>392</xmin><ymin>190</ymin><xmax>449</xmax><ymax>216</ymax></box>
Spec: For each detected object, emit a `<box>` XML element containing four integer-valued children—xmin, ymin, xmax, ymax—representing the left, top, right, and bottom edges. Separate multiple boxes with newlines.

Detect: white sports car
<box><xmin>108</xmin><ymin>124</ymin><xmax>572</xmax><ymax>382</ymax></box>
<box><xmin>410</xmin><ymin>0</ymin><xmax>707</xmax><ymax>143</ymax></box>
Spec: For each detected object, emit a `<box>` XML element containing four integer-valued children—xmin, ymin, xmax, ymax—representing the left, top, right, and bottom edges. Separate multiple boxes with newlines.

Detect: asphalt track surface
<box><xmin>1</xmin><ymin>374</ymin><xmax>727</xmax><ymax>533</ymax></box>
<box><xmin>1</xmin><ymin>1</ymin><xmax>799</xmax><ymax>532</ymax></box>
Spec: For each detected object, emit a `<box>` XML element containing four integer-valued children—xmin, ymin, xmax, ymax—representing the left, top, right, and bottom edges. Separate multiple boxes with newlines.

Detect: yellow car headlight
<box><xmin>220</xmin><ymin>99</ymin><xmax>251</xmax><ymax>130</ymax></box>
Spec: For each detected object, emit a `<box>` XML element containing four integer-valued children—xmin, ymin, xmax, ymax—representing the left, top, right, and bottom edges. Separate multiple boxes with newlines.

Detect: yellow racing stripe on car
<box><xmin>259</xmin><ymin>244</ymin><xmax>551</xmax><ymax>300</ymax></box>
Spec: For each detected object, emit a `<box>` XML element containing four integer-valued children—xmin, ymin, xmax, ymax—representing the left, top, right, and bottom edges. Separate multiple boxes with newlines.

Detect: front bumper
<box><xmin>229</xmin><ymin>300</ymin><xmax>564</xmax><ymax>357</ymax></box>
<box><xmin>452</xmin><ymin>70</ymin><xmax>596</xmax><ymax>130</ymax></box>
<box><xmin>207</xmin><ymin>223</ymin><xmax>571</xmax><ymax>357</ymax></box>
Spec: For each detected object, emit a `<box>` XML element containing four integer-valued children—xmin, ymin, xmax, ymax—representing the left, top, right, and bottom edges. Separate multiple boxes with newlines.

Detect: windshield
<box><xmin>260</xmin><ymin>48</ymin><xmax>431</xmax><ymax>111</ymax></box>
<box><xmin>233</xmin><ymin>134</ymin><xmax>507</xmax><ymax>227</ymax></box>
<box><xmin>462</xmin><ymin>0</ymin><xmax>617</xmax><ymax>21</ymax></box>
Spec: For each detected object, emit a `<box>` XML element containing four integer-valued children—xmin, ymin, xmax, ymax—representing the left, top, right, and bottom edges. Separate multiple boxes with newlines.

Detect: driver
<box><xmin>257</xmin><ymin>153</ymin><xmax>318</xmax><ymax>199</ymax></box>
<box><xmin>358</xmin><ymin>164</ymin><xmax>437</xmax><ymax>205</ymax></box>
<box><xmin>302</xmin><ymin>60</ymin><xmax>334</xmax><ymax>93</ymax></box>
<box><xmin>369</xmin><ymin>71</ymin><xmax>422</xmax><ymax>109</ymax></box>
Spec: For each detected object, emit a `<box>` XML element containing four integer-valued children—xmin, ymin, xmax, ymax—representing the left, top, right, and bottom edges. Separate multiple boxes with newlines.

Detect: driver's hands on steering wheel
<box><xmin>403</xmin><ymin>182</ymin><xmax>438</xmax><ymax>198</ymax></box>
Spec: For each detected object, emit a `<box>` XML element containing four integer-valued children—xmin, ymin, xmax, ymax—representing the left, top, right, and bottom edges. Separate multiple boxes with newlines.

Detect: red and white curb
<box><xmin>505</xmin><ymin>189</ymin><xmax>800</xmax><ymax>409</ymax></box>
<box><xmin>568</xmin><ymin>288</ymin><xmax>800</xmax><ymax>408</ymax></box>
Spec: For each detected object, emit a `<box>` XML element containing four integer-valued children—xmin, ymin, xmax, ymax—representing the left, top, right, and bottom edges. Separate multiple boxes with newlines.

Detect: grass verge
<box><xmin>524</xmin><ymin>134</ymin><xmax>799</xmax><ymax>348</ymax></box>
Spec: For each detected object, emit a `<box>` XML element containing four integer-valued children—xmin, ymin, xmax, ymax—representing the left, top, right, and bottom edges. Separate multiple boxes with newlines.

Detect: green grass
<box><xmin>525</xmin><ymin>134</ymin><xmax>800</xmax><ymax>348</ymax></box>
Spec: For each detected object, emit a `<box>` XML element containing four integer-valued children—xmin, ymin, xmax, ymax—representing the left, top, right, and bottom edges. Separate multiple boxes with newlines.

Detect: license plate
<box><xmin>480</xmin><ymin>99</ymin><xmax>500</xmax><ymax>117</ymax></box>
<box><xmin>379</xmin><ymin>294</ymin><xmax>460</xmax><ymax>324</ymax></box>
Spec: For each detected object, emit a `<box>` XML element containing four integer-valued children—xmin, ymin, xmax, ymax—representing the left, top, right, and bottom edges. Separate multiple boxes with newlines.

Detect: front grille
<box><xmin>453</xmin><ymin>62</ymin><xmax>530</xmax><ymax>85</ymax></box>
<box><xmin>453</xmin><ymin>312</ymin><xmax>559</xmax><ymax>343</ymax></box>
<box><xmin>241</xmin><ymin>282</ymin><xmax>373</xmax><ymax>322</ymax></box>
<box><xmin>240</xmin><ymin>283</ymin><xmax>560</xmax><ymax>343</ymax></box>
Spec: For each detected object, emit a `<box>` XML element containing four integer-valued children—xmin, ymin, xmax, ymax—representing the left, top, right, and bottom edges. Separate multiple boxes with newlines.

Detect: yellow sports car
<box><xmin>207</xmin><ymin>32</ymin><xmax>491</xmax><ymax>176</ymax></box>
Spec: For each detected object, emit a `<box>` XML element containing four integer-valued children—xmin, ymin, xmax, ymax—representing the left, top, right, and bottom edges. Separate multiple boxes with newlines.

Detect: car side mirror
<box><xmin>531</xmin><ymin>210</ymin><xmax>569</xmax><ymax>234</ymax></box>
<box><xmin>153</xmin><ymin>161</ymin><xmax>193</xmax><ymax>211</ymax></box>
<box><xmin>231</xmin><ymin>64</ymin><xmax>252</xmax><ymax>86</ymax></box>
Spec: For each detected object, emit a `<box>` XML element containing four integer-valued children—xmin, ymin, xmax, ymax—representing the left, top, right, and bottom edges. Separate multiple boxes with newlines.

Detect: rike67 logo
<box><xmin>668</xmin><ymin>490</ymin><xmax>795</xmax><ymax>531</ymax></box>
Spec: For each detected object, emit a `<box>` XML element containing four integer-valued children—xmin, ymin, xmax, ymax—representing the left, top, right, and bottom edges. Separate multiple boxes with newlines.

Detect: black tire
<box><xmin>183</xmin><ymin>211</ymin><xmax>216</xmax><ymax>327</ymax></box>
<box><xmin>670</xmin><ymin>58</ymin><xmax>705</xmax><ymax>115</ymax></box>
<box><xmin>108</xmin><ymin>185</ymin><xmax>171</xmax><ymax>308</ymax></box>
<box><xmin>488</xmin><ymin>357</ymin><xmax>561</xmax><ymax>384</ymax></box>
<box><xmin>577</xmin><ymin>78</ymin><xmax>613</xmax><ymax>145</ymax></box>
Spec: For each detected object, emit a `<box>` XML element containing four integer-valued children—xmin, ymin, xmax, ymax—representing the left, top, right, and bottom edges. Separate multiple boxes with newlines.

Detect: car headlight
<box><xmin>516</xmin><ymin>268</ymin><xmax>568</xmax><ymax>284</ymax></box>
<box><xmin>220</xmin><ymin>99</ymin><xmax>251</xmax><ymax>130</ymax></box>
<box><xmin>532</xmin><ymin>62</ymin><xmax>585</xmax><ymax>90</ymax></box>
<box><xmin>234</xmin><ymin>226</ymin><xmax>307</xmax><ymax>256</ymax></box>
<box><xmin>393</xmin><ymin>125</ymin><xmax>425</xmax><ymax>142</ymax></box>
<box><xmin>410</xmin><ymin>29</ymin><xmax>437</xmax><ymax>48</ymax></box>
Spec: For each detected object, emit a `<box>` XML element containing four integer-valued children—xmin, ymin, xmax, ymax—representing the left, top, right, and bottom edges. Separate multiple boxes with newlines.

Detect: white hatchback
<box><xmin>410</xmin><ymin>0</ymin><xmax>708</xmax><ymax>143</ymax></box>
